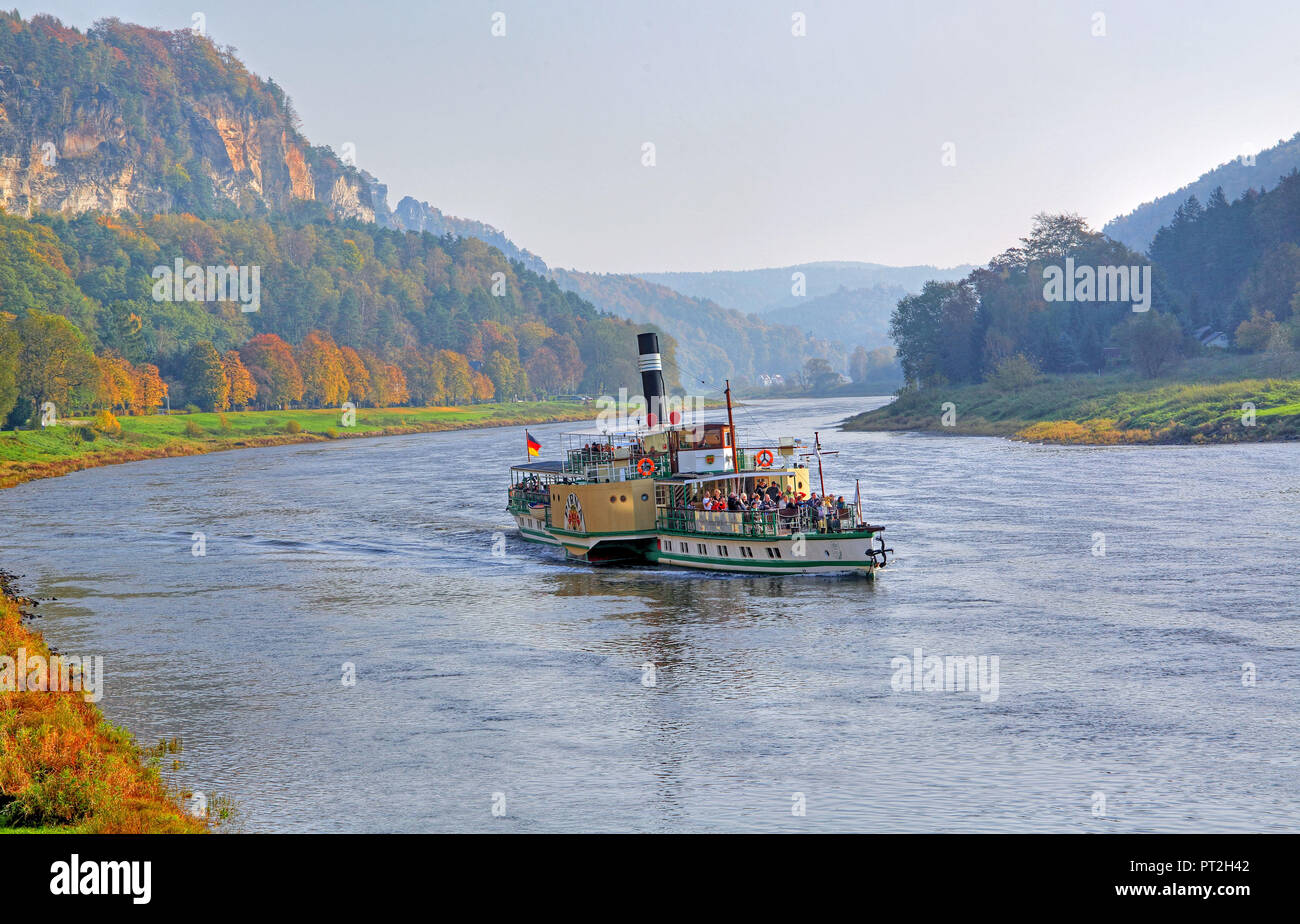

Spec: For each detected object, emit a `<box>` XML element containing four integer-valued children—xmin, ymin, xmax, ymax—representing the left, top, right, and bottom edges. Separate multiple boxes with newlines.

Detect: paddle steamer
<box><xmin>506</xmin><ymin>333</ymin><xmax>890</xmax><ymax>576</ymax></box>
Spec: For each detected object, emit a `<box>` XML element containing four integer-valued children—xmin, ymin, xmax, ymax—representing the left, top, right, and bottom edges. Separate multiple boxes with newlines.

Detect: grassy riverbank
<box><xmin>0</xmin><ymin>400</ymin><xmax>595</xmax><ymax>490</ymax></box>
<box><xmin>0</xmin><ymin>575</ymin><xmax>206</xmax><ymax>833</ymax></box>
<box><xmin>844</xmin><ymin>355</ymin><xmax>1300</xmax><ymax>444</ymax></box>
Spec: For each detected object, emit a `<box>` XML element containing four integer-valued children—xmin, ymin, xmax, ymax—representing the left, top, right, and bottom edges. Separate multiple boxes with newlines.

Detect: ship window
<box><xmin>610</xmin><ymin>495</ymin><xmax>617</xmax><ymax>503</ymax></box>
<box><xmin>619</xmin><ymin>495</ymin><xmax>627</xmax><ymax>502</ymax></box>
<box><xmin>773</xmin><ymin>548</ymin><xmax>782</xmax><ymax>559</ymax></box>
<box><xmin>697</xmin><ymin>543</ymin><xmax>706</xmax><ymax>555</ymax></box>
<box><xmin>680</xmin><ymin>542</ymin><xmax>688</xmax><ymax>552</ymax></box>
<box><xmin>765</xmin><ymin>548</ymin><xmax>774</xmax><ymax>558</ymax></box>
<box><xmin>718</xmin><ymin>545</ymin><xmax>728</xmax><ymax>556</ymax></box>
<box><xmin>641</xmin><ymin>493</ymin><xmax>649</xmax><ymax>502</ymax></box>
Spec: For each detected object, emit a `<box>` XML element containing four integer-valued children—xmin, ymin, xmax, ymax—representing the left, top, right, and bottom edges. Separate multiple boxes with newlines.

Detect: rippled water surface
<box><xmin>1</xmin><ymin>397</ymin><xmax>1296</xmax><ymax>831</ymax></box>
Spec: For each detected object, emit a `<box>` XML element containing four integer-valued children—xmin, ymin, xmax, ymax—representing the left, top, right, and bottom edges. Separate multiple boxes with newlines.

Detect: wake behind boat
<box><xmin>507</xmin><ymin>334</ymin><xmax>891</xmax><ymax>576</ymax></box>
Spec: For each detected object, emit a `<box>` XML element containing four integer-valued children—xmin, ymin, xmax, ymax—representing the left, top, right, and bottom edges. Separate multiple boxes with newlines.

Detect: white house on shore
<box><xmin>1193</xmin><ymin>326</ymin><xmax>1230</xmax><ymax>349</ymax></box>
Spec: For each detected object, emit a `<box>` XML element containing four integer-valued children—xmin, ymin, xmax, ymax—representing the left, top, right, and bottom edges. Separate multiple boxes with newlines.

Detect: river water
<box><xmin>0</xmin><ymin>396</ymin><xmax>1295</xmax><ymax>832</ymax></box>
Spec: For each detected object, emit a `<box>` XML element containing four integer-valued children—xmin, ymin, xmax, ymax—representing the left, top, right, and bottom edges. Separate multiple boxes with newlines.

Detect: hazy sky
<box><xmin>21</xmin><ymin>1</ymin><xmax>1300</xmax><ymax>271</ymax></box>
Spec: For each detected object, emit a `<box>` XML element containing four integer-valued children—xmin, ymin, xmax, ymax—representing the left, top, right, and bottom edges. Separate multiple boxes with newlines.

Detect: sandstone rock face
<box><xmin>0</xmin><ymin>64</ymin><xmax>375</xmax><ymax>222</ymax></box>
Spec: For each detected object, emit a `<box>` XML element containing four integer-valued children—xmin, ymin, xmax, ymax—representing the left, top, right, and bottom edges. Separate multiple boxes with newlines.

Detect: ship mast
<box><xmin>814</xmin><ymin>431</ymin><xmax>826</xmax><ymax>497</ymax></box>
<box><xmin>724</xmin><ymin>379</ymin><xmax>737</xmax><ymax>472</ymax></box>
<box><xmin>798</xmin><ymin>431</ymin><xmax>837</xmax><ymax>498</ymax></box>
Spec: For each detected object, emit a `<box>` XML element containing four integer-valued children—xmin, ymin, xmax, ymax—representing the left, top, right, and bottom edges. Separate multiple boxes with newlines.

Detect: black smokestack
<box><xmin>637</xmin><ymin>332</ymin><xmax>666</xmax><ymax>426</ymax></box>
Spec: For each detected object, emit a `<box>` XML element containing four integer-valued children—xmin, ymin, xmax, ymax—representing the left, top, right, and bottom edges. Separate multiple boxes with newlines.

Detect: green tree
<box><xmin>483</xmin><ymin>350</ymin><xmax>525</xmax><ymax>401</ymax></box>
<box><xmin>848</xmin><ymin>346</ymin><xmax>870</xmax><ymax>383</ymax></box>
<box><xmin>889</xmin><ymin>280</ymin><xmax>978</xmax><ymax>387</ymax></box>
<box><xmin>801</xmin><ymin>357</ymin><xmax>840</xmax><ymax>392</ymax></box>
<box><xmin>14</xmin><ymin>310</ymin><xmax>97</xmax><ymax>418</ymax></box>
<box><xmin>1234</xmin><ymin>310</ymin><xmax>1280</xmax><ymax>352</ymax></box>
<box><xmin>0</xmin><ymin>316</ymin><xmax>19</xmax><ymax>425</ymax></box>
<box><xmin>1116</xmin><ymin>312</ymin><xmax>1183</xmax><ymax>377</ymax></box>
<box><xmin>183</xmin><ymin>341</ymin><xmax>230</xmax><ymax>411</ymax></box>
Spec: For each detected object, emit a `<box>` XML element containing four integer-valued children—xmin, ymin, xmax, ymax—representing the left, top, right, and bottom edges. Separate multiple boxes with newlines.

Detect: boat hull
<box><xmin>512</xmin><ymin>512</ymin><xmax>560</xmax><ymax>546</ymax></box>
<box><xmin>647</xmin><ymin>533</ymin><xmax>879</xmax><ymax>576</ymax></box>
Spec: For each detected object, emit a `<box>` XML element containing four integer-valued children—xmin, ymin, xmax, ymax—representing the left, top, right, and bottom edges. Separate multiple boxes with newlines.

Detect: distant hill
<box><xmin>1105</xmin><ymin>133</ymin><xmax>1300</xmax><ymax>253</ymax></box>
<box><xmin>387</xmin><ymin>195</ymin><xmax>549</xmax><ymax>275</ymax></box>
<box><xmin>762</xmin><ymin>284</ymin><xmax>903</xmax><ymax>351</ymax></box>
<box><xmin>637</xmin><ymin>261</ymin><xmax>972</xmax><ymax>314</ymax></box>
<box><xmin>549</xmin><ymin>269</ymin><xmax>843</xmax><ymax>389</ymax></box>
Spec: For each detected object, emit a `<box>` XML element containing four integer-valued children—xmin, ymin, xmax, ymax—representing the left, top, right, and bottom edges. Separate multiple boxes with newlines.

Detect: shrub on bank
<box><xmin>0</xmin><ymin>590</ymin><xmax>206</xmax><ymax>833</ymax></box>
<box><xmin>92</xmin><ymin>409</ymin><xmax>122</xmax><ymax>436</ymax></box>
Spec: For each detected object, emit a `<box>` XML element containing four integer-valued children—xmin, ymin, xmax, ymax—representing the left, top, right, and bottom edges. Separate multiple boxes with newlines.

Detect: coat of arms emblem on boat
<box><xmin>564</xmin><ymin>493</ymin><xmax>585</xmax><ymax>532</ymax></box>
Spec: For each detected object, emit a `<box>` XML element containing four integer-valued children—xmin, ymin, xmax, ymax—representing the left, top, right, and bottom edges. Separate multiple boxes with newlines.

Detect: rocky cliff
<box><xmin>0</xmin><ymin>14</ymin><xmax>377</xmax><ymax>222</ymax></box>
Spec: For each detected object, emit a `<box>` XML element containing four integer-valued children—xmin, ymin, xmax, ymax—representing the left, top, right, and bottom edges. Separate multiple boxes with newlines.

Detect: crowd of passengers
<box><xmin>692</xmin><ymin>481</ymin><xmax>850</xmax><ymax>519</ymax></box>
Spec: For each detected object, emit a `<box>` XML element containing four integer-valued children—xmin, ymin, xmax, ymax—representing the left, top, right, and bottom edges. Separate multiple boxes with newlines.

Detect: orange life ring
<box><xmin>636</xmin><ymin>458</ymin><xmax>655</xmax><ymax>476</ymax></box>
<box><xmin>755</xmin><ymin>449</ymin><xmax>774</xmax><ymax>468</ymax></box>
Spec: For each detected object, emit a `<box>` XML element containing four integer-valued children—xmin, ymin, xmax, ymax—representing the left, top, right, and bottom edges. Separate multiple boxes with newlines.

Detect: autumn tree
<box><xmin>471</xmin><ymin>370</ymin><xmax>495</xmax><ymax>402</ymax></box>
<box><xmin>135</xmin><ymin>363</ymin><xmax>167</xmax><ymax>414</ymax></box>
<box><xmin>435</xmin><ymin>350</ymin><xmax>473</xmax><ymax>405</ymax></box>
<box><xmin>524</xmin><ymin>345</ymin><xmax>563</xmax><ymax>395</ymax></box>
<box><xmin>478</xmin><ymin>320</ymin><xmax>519</xmax><ymax>359</ymax></box>
<box><xmin>96</xmin><ymin>353</ymin><xmax>137</xmax><ymax>412</ymax></box>
<box><xmin>222</xmin><ymin>350</ymin><xmax>257</xmax><ymax>409</ymax></box>
<box><xmin>339</xmin><ymin>345</ymin><xmax>371</xmax><ymax>405</ymax></box>
<box><xmin>358</xmin><ymin>351</ymin><xmax>409</xmax><ymax>407</ymax></box>
<box><xmin>516</xmin><ymin>321</ymin><xmax>554</xmax><ymax>358</ymax></box>
<box><xmin>241</xmin><ymin>333</ymin><xmax>304</xmax><ymax>409</ymax></box>
<box><xmin>296</xmin><ymin>331</ymin><xmax>349</xmax><ymax>407</ymax></box>
<box><xmin>183</xmin><ymin>341</ymin><xmax>230</xmax><ymax>411</ymax></box>
<box><xmin>378</xmin><ymin>362</ymin><xmax>408</xmax><ymax>406</ymax></box>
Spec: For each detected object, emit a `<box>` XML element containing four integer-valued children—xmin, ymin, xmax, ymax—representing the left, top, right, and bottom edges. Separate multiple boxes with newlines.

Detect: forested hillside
<box><xmin>389</xmin><ymin>196</ymin><xmax>548</xmax><ymax>275</ymax></box>
<box><xmin>0</xmin><ymin>208</ymin><xmax>666</xmax><ymax>425</ymax></box>
<box><xmin>1147</xmin><ymin>175</ymin><xmax>1300</xmax><ymax>344</ymax></box>
<box><xmin>1104</xmin><ymin>133</ymin><xmax>1300</xmax><ymax>252</ymax></box>
<box><xmin>890</xmin><ymin>184</ymin><xmax>1300</xmax><ymax>392</ymax></box>
<box><xmin>0</xmin><ymin>13</ymin><xmax>674</xmax><ymax>428</ymax></box>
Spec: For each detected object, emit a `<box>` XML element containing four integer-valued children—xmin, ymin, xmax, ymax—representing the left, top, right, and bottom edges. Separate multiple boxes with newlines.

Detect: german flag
<box><xmin>526</xmin><ymin>430</ymin><xmax>541</xmax><ymax>457</ymax></box>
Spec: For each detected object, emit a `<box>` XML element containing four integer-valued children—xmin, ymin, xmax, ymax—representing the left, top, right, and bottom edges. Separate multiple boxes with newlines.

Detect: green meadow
<box><xmin>0</xmin><ymin>400</ymin><xmax>595</xmax><ymax>488</ymax></box>
<box><xmin>844</xmin><ymin>354</ymin><xmax>1300</xmax><ymax>444</ymax></box>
